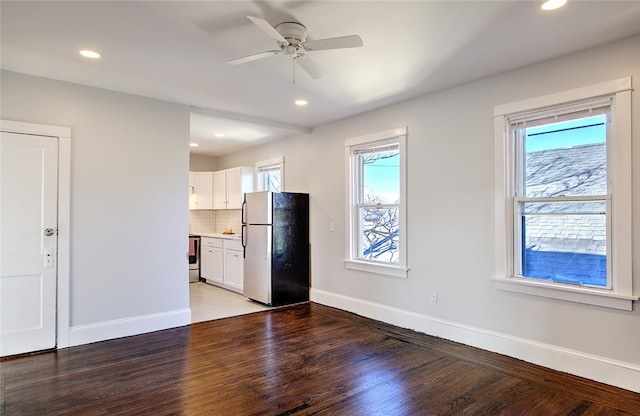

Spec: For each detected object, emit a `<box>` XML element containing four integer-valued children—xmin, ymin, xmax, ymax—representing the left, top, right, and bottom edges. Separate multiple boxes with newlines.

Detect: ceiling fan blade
<box><xmin>296</xmin><ymin>55</ymin><xmax>324</xmax><ymax>79</ymax></box>
<box><xmin>304</xmin><ymin>35</ymin><xmax>363</xmax><ymax>51</ymax></box>
<box><xmin>247</xmin><ymin>16</ymin><xmax>287</xmax><ymax>43</ymax></box>
<box><xmin>227</xmin><ymin>50</ymin><xmax>281</xmax><ymax>65</ymax></box>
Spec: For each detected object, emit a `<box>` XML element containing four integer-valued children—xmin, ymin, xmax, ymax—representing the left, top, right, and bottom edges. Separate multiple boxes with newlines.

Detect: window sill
<box><xmin>492</xmin><ymin>276</ymin><xmax>638</xmax><ymax>311</ymax></box>
<box><xmin>344</xmin><ymin>260</ymin><xmax>408</xmax><ymax>278</ymax></box>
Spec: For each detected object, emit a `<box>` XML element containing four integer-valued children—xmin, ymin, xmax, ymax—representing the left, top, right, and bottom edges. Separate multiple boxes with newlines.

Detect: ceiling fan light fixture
<box><xmin>294</xmin><ymin>99</ymin><xmax>308</xmax><ymax>106</ymax></box>
<box><xmin>79</xmin><ymin>49</ymin><xmax>101</xmax><ymax>59</ymax></box>
<box><xmin>541</xmin><ymin>0</ymin><xmax>567</xmax><ymax>11</ymax></box>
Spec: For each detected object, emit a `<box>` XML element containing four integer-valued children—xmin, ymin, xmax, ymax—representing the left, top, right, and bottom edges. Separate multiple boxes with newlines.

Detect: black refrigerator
<box><xmin>241</xmin><ymin>191</ymin><xmax>309</xmax><ymax>306</ymax></box>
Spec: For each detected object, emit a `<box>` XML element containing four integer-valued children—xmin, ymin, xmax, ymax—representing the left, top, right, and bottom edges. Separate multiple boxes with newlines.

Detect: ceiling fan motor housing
<box><xmin>275</xmin><ymin>22</ymin><xmax>308</xmax><ymax>46</ymax></box>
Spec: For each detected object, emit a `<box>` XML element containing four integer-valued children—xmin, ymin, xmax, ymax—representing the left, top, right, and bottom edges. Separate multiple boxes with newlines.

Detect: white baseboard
<box><xmin>68</xmin><ymin>308</ymin><xmax>192</xmax><ymax>347</ymax></box>
<box><xmin>311</xmin><ymin>288</ymin><xmax>640</xmax><ymax>393</ymax></box>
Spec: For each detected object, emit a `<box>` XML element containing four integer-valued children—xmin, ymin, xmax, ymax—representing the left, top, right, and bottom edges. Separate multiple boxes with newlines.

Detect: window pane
<box><xmin>521</xmin><ymin>209</ymin><xmax>607</xmax><ymax>287</ymax></box>
<box><xmin>359</xmin><ymin>151</ymin><xmax>399</xmax><ymax>204</ymax></box>
<box><xmin>263</xmin><ymin>170</ymin><xmax>281</xmax><ymax>192</ymax></box>
<box><xmin>358</xmin><ymin>206</ymin><xmax>399</xmax><ymax>263</ymax></box>
<box><xmin>523</xmin><ymin>115</ymin><xmax>607</xmax><ymax>198</ymax></box>
<box><xmin>258</xmin><ymin>167</ymin><xmax>281</xmax><ymax>192</ymax></box>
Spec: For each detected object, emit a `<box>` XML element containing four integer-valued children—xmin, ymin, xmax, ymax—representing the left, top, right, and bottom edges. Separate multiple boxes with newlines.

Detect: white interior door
<box><xmin>0</xmin><ymin>131</ymin><xmax>58</xmax><ymax>356</ymax></box>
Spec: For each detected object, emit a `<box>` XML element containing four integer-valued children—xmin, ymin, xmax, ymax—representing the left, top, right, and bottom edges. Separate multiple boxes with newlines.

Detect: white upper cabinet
<box><xmin>213</xmin><ymin>167</ymin><xmax>254</xmax><ymax>210</ymax></box>
<box><xmin>213</xmin><ymin>170</ymin><xmax>227</xmax><ymax>210</ymax></box>
<box><xmin>189</xmin><ymin>171</ymin><xmax>214</xmax><ymax>210</ymax></box>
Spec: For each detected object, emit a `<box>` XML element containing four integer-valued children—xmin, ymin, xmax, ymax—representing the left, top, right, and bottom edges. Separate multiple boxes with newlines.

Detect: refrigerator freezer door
<box><xmin>271</xmin><ymin>193</ymin><xmax>310</xmax><ymax>306</ymax></box>
<box><xmin>243</xmin><ymin>224</ymin><xmax>272</xmax><ymax>305</ymax></box>
<box><xmin>244</xmin><ymin>191</ymin><xmax>272</xmax><ymax>225</ymax></box>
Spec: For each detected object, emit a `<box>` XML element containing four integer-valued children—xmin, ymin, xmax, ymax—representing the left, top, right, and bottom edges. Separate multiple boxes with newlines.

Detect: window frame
<box><xmin>255</xmin><ymin>156</ymin><xmax>284</xmax><ymax>192</ymax></box>
<box><xmin>493</xmin><ymin>78</ymin><xmax>636</xmax><ymax>310</ymax></box>
<box><xmin>345</xmin><ymin>127</ymin><xmax>408</xmax><ymax>278</ymax></box>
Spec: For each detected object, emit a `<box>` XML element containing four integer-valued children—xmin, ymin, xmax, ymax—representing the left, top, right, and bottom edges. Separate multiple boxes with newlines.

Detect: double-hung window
<box><xmin>255</xmin><ymin>157</ymin><xmax>284</xmax><ymax>192</ymax></box>
<box><xmin>493</xmin><ymin>78</ymin><xmax>636</xmax><ymax>310</ymax></box>
<box><xmin>513</xmin><ymin>100</ymin><xmax>610</xmax><ymax>287</ymax></box>
<box><xmin>345</xmin><ymin>127</ymin><xmax>408</xmax><ymax>278</ymax></box>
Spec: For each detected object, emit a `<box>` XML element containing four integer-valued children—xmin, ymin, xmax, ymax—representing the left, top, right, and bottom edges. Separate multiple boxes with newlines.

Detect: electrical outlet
<box><xmin>430</xmin><ymin>293</ymin><xmax>438</xmax><ymax>305</ymax></box>
<box><xmin>330</xmin><ymin>222</ymin><xmax>335</xmax><ymax>232</ymax></box>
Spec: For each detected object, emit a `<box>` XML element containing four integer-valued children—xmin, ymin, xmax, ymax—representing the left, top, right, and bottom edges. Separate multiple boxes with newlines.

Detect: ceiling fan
<box><xmin>227</xmin><ymin>16</ymin><xmax>363</xmax><ymax>80</ymax></box>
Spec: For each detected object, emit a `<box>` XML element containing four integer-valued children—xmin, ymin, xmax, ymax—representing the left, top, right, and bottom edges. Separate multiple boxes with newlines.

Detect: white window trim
<box><xmin>255</xmin><ymin>156</ymin><xmax>284</xmax><ymax>192</ymax></box>
<box><xmin>493</xmin><ymin>77</ymin><xmax>637</xmax><ymax>311</ymax></box>
<box><xmin>344</xmin><ymin>127</ymin><xmax>408</xmax><ymax>278</ymax></box>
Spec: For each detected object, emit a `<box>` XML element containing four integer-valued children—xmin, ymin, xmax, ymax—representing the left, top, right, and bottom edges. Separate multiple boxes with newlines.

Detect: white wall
<box><xmin>218</xmin><ymin>35</ymin><xmax>640</xmax><ymax>391</ymax></box>
<box><xmin>217</xmin><ymin>135</ymin><xmax>310</xmax><ymax>193</ymax></box>
<box><xmin>1</xmin><ymin>70</ymin><xmax>191</xmax><ymax>345</ymax></box>
<box><xmin>189</xmin><ymin>153</ymin><xmax>218</xmax><ymax>171</ymax></box>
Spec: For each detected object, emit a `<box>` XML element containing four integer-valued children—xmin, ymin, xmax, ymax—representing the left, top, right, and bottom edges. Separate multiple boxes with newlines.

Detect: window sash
<box><xmin>510</xmin><ymin>101</ymin><xmax>613</xmax><ymax>290</ymax></box>
<box><xmin>258</xmin><ymin>168</ymin><xmax>281</xmax><ymax>192</ymax></box>
<box><xmin>354</xmin><ymin>151</ymin><xmax>400</xmax><ymax>205</ymax></box>
<box><xmin>513</xmin><ymin>197</ymin><xmax>612</xmax><ymax>289</ymax></box>
<box><xmin>353</xmin><ymin>140</ymin><xmax>400</xmax><ymax>263</ymax></box>
<box><xmin>511</xmin><ymin>112</ymin><xmax>610</xmax><ymax>200</ymax></box>
<box><xmin>356</xmin><ymin>205</ymin><xmax>400</xmax><ymax>263</ymax></box>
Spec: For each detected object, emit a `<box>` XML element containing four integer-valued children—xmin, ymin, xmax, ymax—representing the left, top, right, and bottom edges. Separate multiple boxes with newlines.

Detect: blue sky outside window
<box><xmin>362</xmin><ymin>152</ymin><xmax>399</xmax><ymax>204</ymax></box>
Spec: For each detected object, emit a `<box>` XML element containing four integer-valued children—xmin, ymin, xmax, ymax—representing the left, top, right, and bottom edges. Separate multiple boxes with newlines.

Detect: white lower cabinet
<box><xmin>223</xmin><ymin>240</ymin><xmax>244</xmax><ymax>292</ymax></box>
<box><xmin>201</xmin><ymin>238</ymin><xmax>223</xmax><ymax>284</ymax></box>
<box><xmin>211</xmin><ymin>246</ymin><xmax>224</xmax><ymax>284</ymax></box>
<box><xmin>201</xmin><ymin>236</ymin><xmax>243</xmax><ymax>293</ymax></box>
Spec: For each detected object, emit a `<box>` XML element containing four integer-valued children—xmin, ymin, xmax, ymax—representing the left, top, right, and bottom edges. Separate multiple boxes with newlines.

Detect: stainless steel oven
<box><xmin>188</xmin><ymin>235</ymin><xmax>200</xmax><ymax>283</ymax></box>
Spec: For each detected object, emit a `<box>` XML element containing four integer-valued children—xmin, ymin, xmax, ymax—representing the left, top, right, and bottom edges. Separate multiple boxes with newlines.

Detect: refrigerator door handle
<box><xmin>241</xmin><ymin>200</ymin><xmax>246</xmax><ymax>225</ymax></box>
<box><xmin>241</xmin><ymin>224</ymin><xmax>247</xmax><ymax>258</ymax></box>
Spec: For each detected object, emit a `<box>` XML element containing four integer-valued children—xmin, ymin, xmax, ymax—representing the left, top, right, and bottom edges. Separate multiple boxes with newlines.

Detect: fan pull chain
<box><xmin>292</xmin><ymin>58</ymin><xmax>296</xmax><ymax>84</ymax></box>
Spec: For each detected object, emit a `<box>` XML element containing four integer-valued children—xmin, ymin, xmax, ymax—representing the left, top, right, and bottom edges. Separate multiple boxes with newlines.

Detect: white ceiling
<box><xmin>2</xmin><ymin>1</ymin><xmax>640</xmax><ymax>157</ymax></box>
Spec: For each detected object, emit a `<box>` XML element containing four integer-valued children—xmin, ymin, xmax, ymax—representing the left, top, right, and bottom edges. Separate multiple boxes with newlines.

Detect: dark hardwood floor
<box><xmin>2</xmin><ymin>302</ymin><xmax>639</xmax><ymax>415</ymax></box>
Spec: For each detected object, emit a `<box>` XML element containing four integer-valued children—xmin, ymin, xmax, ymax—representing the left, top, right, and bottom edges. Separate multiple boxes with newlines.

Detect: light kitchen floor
<box><xmin>189</xmin><ymin>281</ymin><xmax>268</xmax><ymax>323</ymax></box>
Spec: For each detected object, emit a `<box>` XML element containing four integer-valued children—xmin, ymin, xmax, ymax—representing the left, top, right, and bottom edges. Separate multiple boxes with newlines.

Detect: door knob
<box><xmin>44</xmin><ymin>228</ymin><xmax>56</xmax><ymax>236</ymax></box>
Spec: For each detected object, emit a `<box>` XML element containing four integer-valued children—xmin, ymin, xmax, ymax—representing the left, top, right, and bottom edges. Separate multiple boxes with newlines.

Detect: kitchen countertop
<box><xmin>196</xmin><ymin>232</ymin><xmax>241</xmax><ymax>240</ymax></box>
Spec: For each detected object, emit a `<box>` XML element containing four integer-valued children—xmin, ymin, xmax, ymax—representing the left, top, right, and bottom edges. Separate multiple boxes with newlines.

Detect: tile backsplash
<box><xmin>189</xmin><ymin>210</ymin><xmax>216</xmax><ymax>235</ymax></box>
<box><xmin>189</xmin><ymin>209</ymin><xmax>242</xmax><ymax>235</ymax></box>
<box><xmin>216</xmin><ymin>209</ymin><xmax>242</xmax><ymax>235</ymax></box>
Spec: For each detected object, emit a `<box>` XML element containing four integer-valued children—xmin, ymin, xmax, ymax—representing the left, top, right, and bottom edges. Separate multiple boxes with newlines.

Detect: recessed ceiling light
<box><xmin>79</xmin><ymin>49</ymin><xmax>101</xmax><ymax>59</ymax></box>
<box><xmin>541</xmin><ymin>0</ymin><xmax>567</xmax><ymax>11</ymax></box>
<box><xmin>214</xmin><ymin>133</ymin><xmax>225</xmax><ymax>137</ymax></box>
<box><xmin>189</xmin><ymin>143</ymin><xmax>199</xmax><ymax>147</ymax></box>
<box><xmin>294</xmin><ymin>99</ymin><xmax>308</xmax><ymax>106</ymax></box>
